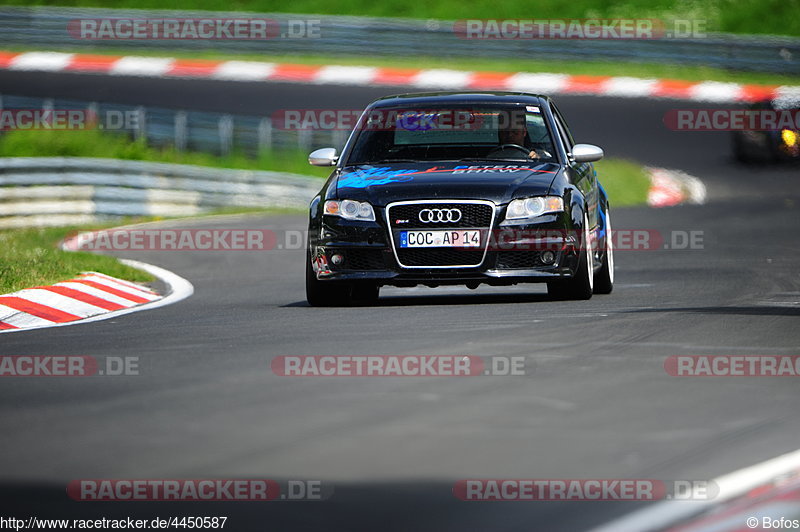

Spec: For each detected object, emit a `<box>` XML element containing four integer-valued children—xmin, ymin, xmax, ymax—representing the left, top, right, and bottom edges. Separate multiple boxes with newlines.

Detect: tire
<box><xmin>305</xmin><ymin>252</ymin><xmax>351</xmax><ymax>307</ymax></box>
<box><xmin>733</xmin><ymin>132</ymin><xmax>776</xmax><ymax>164</ymax></box>
<box><xmin>732</xmin><ymin>132</ymin><xmax>755</xmax><ymax>164</ymax></box>
<box><xmin>593</xmin><ymin>206</ymin><xmax>614</xmax><ymax>295</ymax></box>
<box><xmin>351</xmin><ymin>283</ymin><xmax>380</xmax><ymax>306</ymax></box>
<box><xmin>547</xmin><ymin>213</ymin><xmax>593</xmax><ymax>300</ymax></box>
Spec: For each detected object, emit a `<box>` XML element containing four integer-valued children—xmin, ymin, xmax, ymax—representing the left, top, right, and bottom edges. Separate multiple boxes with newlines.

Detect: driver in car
<box><xmin>498</xmin><ymin>121</ymin><xmax>549</xmax><ymax>160</ymax></box>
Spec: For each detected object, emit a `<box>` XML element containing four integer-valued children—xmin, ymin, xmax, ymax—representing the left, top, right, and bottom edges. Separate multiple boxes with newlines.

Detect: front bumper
<box><xmin>310</xmin><ymin>216</ymin><xmax>581</xmax><ymax>287</ymax></box>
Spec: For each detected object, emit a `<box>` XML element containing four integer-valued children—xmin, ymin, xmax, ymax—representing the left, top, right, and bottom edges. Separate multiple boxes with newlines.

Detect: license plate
<box><xmin>399</xmin><ymin>230</ymin><xmax>481</xmax><ymax>248</ymax></box>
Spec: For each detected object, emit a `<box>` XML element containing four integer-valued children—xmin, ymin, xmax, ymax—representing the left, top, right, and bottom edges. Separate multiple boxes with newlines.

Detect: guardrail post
<box><xmin>86</xmin><ymin>102</ymin><xmax>98</xmax><ymax>130</ymax></box>
<box><xmin>298</xmin><ymin>129</ymin><xmax>312</xmax><ymax>151</ymax></box>
<box><xmin>135</xmin><ymin>106</ymin><xmax>147</xmax><ymax>143</ymax></box>
<box><xmin>175</xmin><ymin>111</ymin><xmax>188</xmax><ymax>152</ymax></box>
<box><xmin>218</xmin><ymin>115</ymin><xmax>234</xmax><ymax>156</ymax></box>
<box><xmin>333</xmin><ymin>129</ymin><xmax>347</xmax><ymax>151</ymax></box>
<box><xmin>258</xmin><ymin>117</ymin><xmax>273</xmax><ymax>154</ymax></box>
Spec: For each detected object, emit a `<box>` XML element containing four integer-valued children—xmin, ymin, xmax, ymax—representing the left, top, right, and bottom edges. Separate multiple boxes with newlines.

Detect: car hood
<box><xmin>334</xmin><ymin>162</ymin><xmax>561</xmax><ymax>206</ymax></box>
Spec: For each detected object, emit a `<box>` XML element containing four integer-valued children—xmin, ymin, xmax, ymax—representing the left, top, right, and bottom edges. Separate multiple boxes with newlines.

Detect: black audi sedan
<box><xmin>732</xmin><ymin>95</ymin><xmax>800</xmax><ymax>164</ymax></box>
<box><xmin>305</xmin><ymin>91</ymin><xmax>613</xmax><ymax>306</ymax></box>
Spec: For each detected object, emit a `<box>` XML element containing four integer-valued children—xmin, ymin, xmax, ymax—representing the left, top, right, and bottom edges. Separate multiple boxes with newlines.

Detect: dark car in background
<box><xmin>732</xmin><ymin>95</ymin><xmax>800</xmax><ymax>163</ymax></box>
<box><xmin>305</xmin><ymin>92</ymin><xmax>614</xmax><ymax>306</ymax></box>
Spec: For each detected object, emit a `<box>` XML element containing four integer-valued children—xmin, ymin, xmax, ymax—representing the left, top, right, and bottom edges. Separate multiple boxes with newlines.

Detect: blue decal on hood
<box><xmin>337</xmin><ymin>164</ymin><xmax>555</xmax><ymax>189</ymax></box>
<box><xmin>337</xmin><ymin>167</ymin><xmax>415</xmax><ymax>189</ymax></box>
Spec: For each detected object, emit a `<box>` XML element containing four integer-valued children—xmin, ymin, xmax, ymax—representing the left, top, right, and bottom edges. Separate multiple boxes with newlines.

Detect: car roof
<box><xmin>368</xmin><ymin>91</ymin><xmax>551</xmax><ymax>109</ymax></box>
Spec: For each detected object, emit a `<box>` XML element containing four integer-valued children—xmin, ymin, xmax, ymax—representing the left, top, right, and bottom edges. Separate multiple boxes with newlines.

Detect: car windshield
<box><xmin>346</xmin><ymin>105</ymin><xmax>558</xmax><ymax>165</ymax></box>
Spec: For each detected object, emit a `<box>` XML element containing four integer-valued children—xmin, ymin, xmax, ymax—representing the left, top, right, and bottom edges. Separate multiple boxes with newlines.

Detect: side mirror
<box><xmin>308</xmin><ymin>147</ymin><xmax>339</xmax><ymax>166</ymax></box>
<box><xmin>571</xmin><ymin>144</ymin><xmax>604</xmax><ymax>163</ymax></box>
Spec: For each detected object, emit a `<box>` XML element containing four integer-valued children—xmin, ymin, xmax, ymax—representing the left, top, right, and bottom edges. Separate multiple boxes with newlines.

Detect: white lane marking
<box><xmin>646</xmin><ymin>167</ymin><xmax>707</xmax><ymax>207</ymax></box>
<box><xmin>411</xmin><ymin>69</ymin><xmax>473</xmax><ymax>89</ymax></box>
<box><xmin>54</xmin><ymin>281</ymin><xmax>139</xmax><ymax>307</ymax></box>
<box><xmin>677</xmin><ymin>500</ymin><xmax>800</xmax><ymax>532</ymax></box>
<box><xmin>689</xmin><ymin>81</ymin><xmax>744</xmax><ymax>102</ymax></box>
<box><xmin>0</xmin><ymin>304</ymin><xmax>56</xmax><ymax>328</ymax></box>
<box><xmin>775</xmin><ymin>86</ymin><xmax>800</xmax><ymax>100</ymax></box>
<box><xmin>85</xmin><ymin>272</ymin><xmax>157</xmax><ymax>294</ymax></box>
<box><xmin>9</xmin><ymin>52</ymin><xmax>74</xmax><ymax>71</ymax></box>
<box><xmin>213</xmin><ymin>60</ymin><xmax>275</xmax><ymax>80</ymax></box>
<box><xmin>110</xmin><ymin>56</ymin><xmax>175</xmax><ymax>77</ymax></box>
<box><xmin>78</xmin><ymin>274</ymin><xmax>160</xmax><ymax>300</ymax></box>
<box><xmin>602</xmin><ymin>77</ymin><xmax>658</xmax><ymax>98</ymax></box>
<box><xmin>314</xmin><ymin>66</ymin><xmax>377</xmax><ymax>85</ymax></box>
<box><xmin>12</xmin><ymin>289</ymin><xmax>108</xmax><ymax>318</ymax></box>
<box><xmin>506</xmin><ymin>73</ymin><xmax>569</xmax><ymax>93</ymax></box>
<box><xmin>680</xmin><ymin>172</ymin><xmax>708</xmax><ymax>205</ymax></box>
<box><xmin>0</xmin><ymin>260</ymin><xmax>193</xmax><ymax>334</ymax></box>
<box><xmin>3</xmin><ymin>50</ymin><xmax>799</xmax><ymax>103</ymax></box>
<box><xmin>587</xmin><ymin>447</ymin><xmax>800</xmax><ymax>532</ymax></box>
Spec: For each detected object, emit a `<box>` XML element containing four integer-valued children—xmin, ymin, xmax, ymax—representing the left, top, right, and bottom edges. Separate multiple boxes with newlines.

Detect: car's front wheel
<box><xmin>593</xmin><ymin>206</ymin><xmax>614</xmax><ymax>294</ymax></box>
<box><xmin>305</xmin><ymin>252</ymin><xmax>381</xmax><ymax>307</ymax></box>
<box><xmin>306</xmin><ymin>252</ymin><xmax>349</xmax><ymax>306</ymax></box>
<box><xmin>351</xmin><ymin>283</ymin><xmax>380</xmax><ymax>305</ymax></box>
<box><xmin>547</xmin><ymin>213</ymin><xmax>593</xmax><ymax>300</ymax></box>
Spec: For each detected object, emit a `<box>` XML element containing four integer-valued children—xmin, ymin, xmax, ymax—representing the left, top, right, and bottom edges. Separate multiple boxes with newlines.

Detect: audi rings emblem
<box><xmin>418</xmin><ymin>208</ymin><xmax>462</xmax><ymax>223</ymax></box>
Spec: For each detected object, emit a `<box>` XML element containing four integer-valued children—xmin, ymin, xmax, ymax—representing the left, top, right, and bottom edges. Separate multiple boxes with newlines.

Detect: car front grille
<box><xmin>396</xmin><ymin>248</ymin><xmax>487</xmax><ymax>267</ymax></box>
<box><xmin>495</xmin><ymin>251</ymin><xmax>541</xmax><ymax>269</ymax></box>
<box><xmin>388</xmin><ymin>202</ymin><xmax>493</xmax><ymax>229</ymax></box>
<box><xmin>387</xmin><ymin>201</ymin><xmax>495</xmax><ymax>268</ymax></box>
<box><xmin>343</xmin><ymin>249</ymin><xmax>385</xmax><ymax>270</ymax></box>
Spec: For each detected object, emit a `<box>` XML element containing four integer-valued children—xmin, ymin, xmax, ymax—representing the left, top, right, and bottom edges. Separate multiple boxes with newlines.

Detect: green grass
<box><xmin>4</xmin><ymin>0</ymin><xmax>799</xmax><ymax>37</ymax></box>
<box><xmin>0</xmin><ymin>129</ymin><xmax>322</xmax><ymax>294</ymax></box>
<box><xmin>0</xmin><ymin>127</ymin><xmax>650</xmax><ymax>208</ymax></box>
<box><xmin>0</xmin><ymin>128</ymin><xmax>333</xmax><ymax>178</ymax></box>
<box><xmin>0</xmin><ymin>205</ymin><xmax>310</xmax><ymax>294</ymax></box>
<box><xmin>0</xmin><ymin>224</ymin><xmax>155</xmax><ymax>294</ymax></box>
<box><xmin>595</xmin><ymin>158</ymin><xmax>652</xmax><ymax>207</ymax></box>
<box><xmin>6</xmin><ymin>44</ymin><xmax>799</xmax><ymax>87</ymax></box>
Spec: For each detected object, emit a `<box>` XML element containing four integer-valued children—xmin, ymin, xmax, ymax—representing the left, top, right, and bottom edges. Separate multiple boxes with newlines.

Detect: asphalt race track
<box><xmin>1</xmin><ymin>71</ymin><xmax>799</xmax><ymax>531</ymax></box>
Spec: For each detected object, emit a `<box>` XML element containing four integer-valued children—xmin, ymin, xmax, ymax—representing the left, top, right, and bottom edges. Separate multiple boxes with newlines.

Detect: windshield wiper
<box><xmin>456</xmin><ymin>157</ymin><xmax>535</xmax><ymax>163</ymax></box>
<box><xmin>350</xmin><ymin>159</ymin><xmax>422</xmax><ymax>165</ymax></box>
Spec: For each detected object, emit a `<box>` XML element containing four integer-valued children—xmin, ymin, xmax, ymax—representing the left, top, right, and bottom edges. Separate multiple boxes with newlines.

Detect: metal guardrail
<box><xmin>0</xmin><ymin>93</ymin><xmax>333</xmax><ymax>228</ymax></box>
<box><xmin>0</xmin><ymin>93</ymin><xmax>348</xmax><ymax>156</ymax></box>
<box><xmin>0</xmin><ymin>157</ymin><xmax>322</xmax><ymax>228</ymax></box>
<box><xmin>0</xmin><ymin>6</ymin><xmax>798</xmax><ymax>73</ymax></box>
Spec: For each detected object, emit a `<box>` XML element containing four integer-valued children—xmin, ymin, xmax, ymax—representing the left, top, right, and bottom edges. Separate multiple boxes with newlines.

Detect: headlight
<box><xmin>503</xmin><ymin>196</ymin><xmax>564</xmax><ymax>223</ymax></box>
<box><xmin>324</xmin><ymin>199</ymin><xmax>376</xmax><ymax>221</ymax></box>
<box><xmin>781</xmin><ymin>129</ymin><xmax>798</xmax><ymax>148</ymax></box>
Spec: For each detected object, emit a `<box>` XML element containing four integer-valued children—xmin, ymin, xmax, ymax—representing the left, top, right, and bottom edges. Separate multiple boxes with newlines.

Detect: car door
<box><xmin>551</xmin><ymin>104</ymin><xmax>599</xmax><ymax>231</ymax></box>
